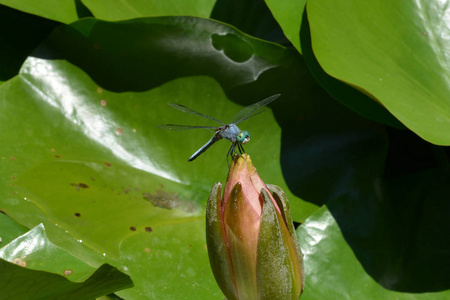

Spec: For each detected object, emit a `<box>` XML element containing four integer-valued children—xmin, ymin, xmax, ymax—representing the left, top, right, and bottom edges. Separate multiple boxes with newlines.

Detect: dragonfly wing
<box><xmin>168</xmin><ymin>103</ymin><xmax>226</xmax><ymax>125</ymax></box>
<box><xmin>230</xmin><ymin>94</ymin><xmax>280</xmax><ymax>124</ymax></box>
<box><xmin>189</xmin><ymin>131</ymin><xmax>223</xmax><ymax>161</ymax></box>
<box><xmin>158</xmin><ymin>124</ymin><xmax>218</xmax><ymax>131</ymax></box>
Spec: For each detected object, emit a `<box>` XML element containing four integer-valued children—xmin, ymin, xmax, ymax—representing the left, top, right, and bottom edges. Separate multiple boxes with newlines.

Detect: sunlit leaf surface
<box><xmin>0</xmin><ymin>15</ymin><xmax>418</xmax><ymax>299</ymax></box>
<box><xmin>0</xmin><ymin>224</ymin><xmax>132</xmax><ymax>299</ymax></box>
<box><xmin>307</xmin><ymin>0</ymin><xmax>450</xmax><ymax>145</ymax></box>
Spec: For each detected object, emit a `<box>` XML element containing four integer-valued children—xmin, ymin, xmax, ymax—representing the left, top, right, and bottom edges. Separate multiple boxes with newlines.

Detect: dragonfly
<box><xmin>158</xmin><ymin>94</ymin><xmax>280</xmax><ymax>163</ymax></box>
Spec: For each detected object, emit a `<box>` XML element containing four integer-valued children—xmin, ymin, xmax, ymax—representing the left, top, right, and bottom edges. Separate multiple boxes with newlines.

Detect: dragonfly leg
<box><xmin>237</xmin><ymin>143</ymin><xmax>245</xmax><ymax>155</ymax></box>
<box><xmin>227</xmin><ymin>143</ymin><xmax>237</xmax><ymax>167</ymax></box>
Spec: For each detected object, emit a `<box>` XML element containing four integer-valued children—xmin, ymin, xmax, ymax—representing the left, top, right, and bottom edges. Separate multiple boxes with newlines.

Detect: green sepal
<box><xmin>267</xmin><ymin>184</ymin><xmax>305</xmax><ymax>291</ymax></box>
<box><xmin>257</xmin><ymin>188</ymin><xmax>303</xmax><ymax>299</ymax></box>
<box><xmin>206</xmin><ymin>182</ymin><xmax>238</xmax><ymax>300</ymax></box>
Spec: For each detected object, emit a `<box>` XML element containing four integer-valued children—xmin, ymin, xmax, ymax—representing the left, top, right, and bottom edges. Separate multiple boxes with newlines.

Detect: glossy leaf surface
<box><xmin>0</xmin><ymin>14</ymin><xmax>422</xmax><ymax>299</ymax></box>
<box><xmin>0</xmin><ymin>224</ymin><xmax>132</xmax><ymax>299</ymax></box>
<box><xmin>307</xmin><ymin>0</ymin><xmax>450</xmax><ymax>145</ymax></box>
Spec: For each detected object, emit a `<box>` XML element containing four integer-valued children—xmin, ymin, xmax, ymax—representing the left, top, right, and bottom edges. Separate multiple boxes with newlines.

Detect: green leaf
<box><xmin>265</xmin><ymin>0</ymin><xmax>307</xmax><ymax>53</ymax></box>
<box><xmin>0</xmin><ymin>224</ymin><xmax>132</xmax><ymax>299</ymax></box>
<box><xmin>299</xmin><ymin>10</ymin><xmax>404</xmax><ymax>129</ymax></box>
<box><xmin>82</xmin><ymin>0</ymin><xmax>216</xmax><ymax>21</ymax></box>
<box><xmin>307</xmin><ymin>0</ymin><xmax>450</xmax><ymax>145</ymax></box>
<box><xmin>0</xmin><ymin>0</ymin><xmax>79</xmax><ymax>23</ymax></box>
<box><xmin>0</xmin><ymin>16</ymin><xmax>394</xmax><ymax>298</ymax></box>
<box><xmin>14</xmin><ymin>16</ymin><xmax>318</xmax><ymax>221</ymax></box>
<box><xmin>0</xmin><ymin>224</ymin><xmax>98</xmax><ymax>281</ymax></box>
<box><xmin>0</xmin><ymin>213</ymin><xmax>29</xmax><ymax>246</ymax></box>
<box><xmin>0</xmin><ymin>259</ymin><xmax>132</xmax><ymax>299</ymax></box>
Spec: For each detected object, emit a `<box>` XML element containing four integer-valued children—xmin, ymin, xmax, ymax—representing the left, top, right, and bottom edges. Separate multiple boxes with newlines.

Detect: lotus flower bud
<box><xmin>206</xmin><ymin>154</ymin><xmax>304</xmax><ymax>299</ymax></box>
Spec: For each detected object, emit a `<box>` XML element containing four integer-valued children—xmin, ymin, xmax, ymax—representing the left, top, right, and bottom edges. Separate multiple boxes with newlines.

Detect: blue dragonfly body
<box><xmin>159</xmin><ymin>94</ymin><xmax>280</xmax><ymax>162</ymax></box>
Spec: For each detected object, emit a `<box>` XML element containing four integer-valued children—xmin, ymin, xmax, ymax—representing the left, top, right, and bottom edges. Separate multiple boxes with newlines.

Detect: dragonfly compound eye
<box><xmin>237</xmin><ymin>131</ymin><xmax>251</xmax><ymax>144</ymax></box>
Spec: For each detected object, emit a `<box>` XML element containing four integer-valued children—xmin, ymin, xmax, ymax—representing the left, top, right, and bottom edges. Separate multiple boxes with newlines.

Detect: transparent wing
<box><xmin>158</xmin><ymin>124</ymin><xmax>218</xmax><ymax>131</ymax></box>
<box><xmin>230</xmin><ymin>94</ymin><xmax>280</xmax><ymax>124</ymax></box>
<box><xmin>168</xmin><ymin>103</ymin><xmax>225</xmax><ymax>125</ymax></box>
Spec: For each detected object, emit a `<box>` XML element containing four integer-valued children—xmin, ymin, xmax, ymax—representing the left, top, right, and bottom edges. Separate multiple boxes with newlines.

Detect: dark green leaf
<box><xmin>0</xmin><ymin>5</ymin><xmax>59</xmax><ymax>84</ymax></box>
<box><xmin>0</xmin><ymin>224</ymin><xmax>132</xmax><ymax>299</ymax></box>
<box><xmin>211</xmin><ymin>0</ymin><xmax>289</xmax><ymax>46</ymax></box>
<box><xmin>0</xmin><ymin>259</ymin><xmax>132</xmax><ymax>300</ymax></box>
<box><xmin>0</xmin><ymin>16</ymin><xmax>399</xmax><ymax>298</ymax></box>
<box><xmin>298</xmin><ymin>167</ymin><xmax>450</xmax><ymax>299</ymax></box>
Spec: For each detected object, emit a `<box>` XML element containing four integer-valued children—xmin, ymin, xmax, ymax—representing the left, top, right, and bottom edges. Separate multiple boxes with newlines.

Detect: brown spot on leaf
<box><xmin>71</xmin><ymin>183</ymin><xmax>89</xmax><ymax>191</ymax></box>
<box><xmin>54</xmin><ymin>155</ymin><xmax>61</xmax><ymax>159</ymax></box>
<box><xmin>13</xmin><ymin>258</ymin><xmax>26</xmax><ymax>267</ymax></box>
<box><xmin>74</xmin><ymin>213</ymin><xmax>81</xmax><ymax>217</ymax></box>
<box><xmin>100</xmin><ymin>99</ymin><xmax>107</xmax><ymax>106</ymax></box>
<box><xmin>143</xmin><ymin>190</ymin><xmax>198</xmax><ymax>212</ymax></box>
<box><xmin>115</xmin><ymin>128</ymin><xmax>123</xmax><ymax>135</ymax></box>
<box><xmin>145</xmin><ymin>227</ymin><xmax>153</xmax><ymax>232</ymax></box>
<box><xmin>104</xmin><ymin>162</ymin><xmax>112</xmax><ymax>167</ymax></box>
<box><xmin>144</xmin><ymin>248</ymin><xmax>150</xmax><ymax>253</ymax></box>
<box><xmin>10</xmin><ymin>157</ymin><xmax>15</xmax><ymax>161</ymax></box>
<box><xmin>63</xmin><ymin>269</ymin><xmax>72</xmax><ymax>276</ymax></box>
<box><xmin>129</xmin><ymin>226</ymin><xmax>136</xmax><ymax>231</ymax></box>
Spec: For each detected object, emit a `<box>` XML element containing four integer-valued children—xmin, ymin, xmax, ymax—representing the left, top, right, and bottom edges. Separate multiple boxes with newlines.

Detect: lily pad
<box><xmin>0</xmin><ymin>224</ymin><xmax>132</xmax><ymax>299</ymax></box>
<box><xmin>307</xmin><ymin>0</ymin><xmax>450</xmax><ymax>145</ymax></box>
<box><xmin>0</xmin><ymin>16</ymin><xmax>397</xmax><ymax>298</ymax></box>
<box><xmin>265</xmin><ymin>0</ymin><xmax>307</xmax><ymax>53</ymax></box>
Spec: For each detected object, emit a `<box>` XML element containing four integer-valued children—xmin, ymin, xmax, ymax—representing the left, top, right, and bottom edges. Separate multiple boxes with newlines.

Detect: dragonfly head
<box><xmin>237</xmin><ymin>130</ymin><xmax>250</xmax><ymax>144</ymax></box>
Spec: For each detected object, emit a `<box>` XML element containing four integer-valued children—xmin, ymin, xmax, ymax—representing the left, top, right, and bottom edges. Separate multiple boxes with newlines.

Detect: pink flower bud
<box><xmin>206</xmin><ymin>154</ymin><xmax>304</xmax><ymax>299</ymax></box>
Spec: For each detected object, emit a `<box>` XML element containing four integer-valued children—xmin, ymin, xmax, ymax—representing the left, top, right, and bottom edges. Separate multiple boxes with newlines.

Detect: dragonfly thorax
<box><xmin>220</xmin><ymin>124</ymin><xmax>250</xmax><ymax>144</ymax></box>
